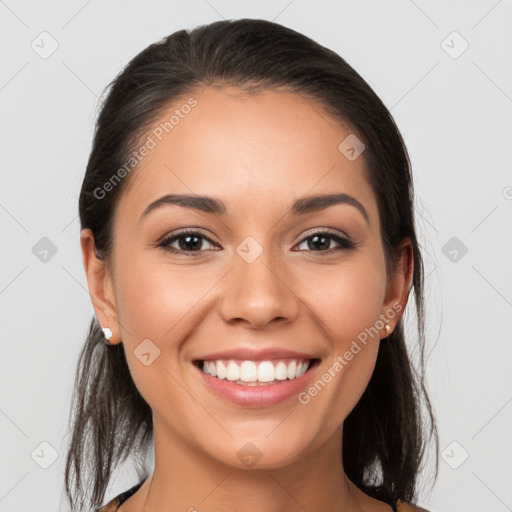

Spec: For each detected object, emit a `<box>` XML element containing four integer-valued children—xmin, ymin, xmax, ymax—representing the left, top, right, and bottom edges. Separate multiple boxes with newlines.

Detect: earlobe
<box><xmin>80</xmin><ymin>228</ymin><xmax>122</xmax><ymax>345</ymax></box>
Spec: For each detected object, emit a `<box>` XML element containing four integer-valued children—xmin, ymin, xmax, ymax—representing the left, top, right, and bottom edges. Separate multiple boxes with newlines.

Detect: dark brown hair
<box><xmin>64</xmin><ymin>18</ymin><xmax>439</xmax><ymax>511</ymax></box>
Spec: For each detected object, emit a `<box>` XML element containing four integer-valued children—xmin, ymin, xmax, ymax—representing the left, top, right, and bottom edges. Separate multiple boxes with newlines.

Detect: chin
<box><xmin>207</xmin><ymin>432</ymin><xmax>311</xmax><ymax>471</ymax></box>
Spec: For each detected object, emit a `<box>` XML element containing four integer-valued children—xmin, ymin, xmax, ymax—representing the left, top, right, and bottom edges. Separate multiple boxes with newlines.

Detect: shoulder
<box><xmin>96</xmin><ymin>496</ymin><xmax>122</xmax><ymax>512</ymax></box>
<box><xmin>96</xmin><ymin>480</ymin><xmax>146</xmax><ymax>512</ymax></box>
<box><xmin>395</xmin><ymin>499</ymin><xmax>431</xmax><ymax>512</ymax></box>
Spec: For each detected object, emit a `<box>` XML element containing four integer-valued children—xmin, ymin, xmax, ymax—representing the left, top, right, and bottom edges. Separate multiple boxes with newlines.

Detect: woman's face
<box><xmin>82</xmin><ymin>86</ymin><xmax>412</xmax><ymax>470</ymax></box>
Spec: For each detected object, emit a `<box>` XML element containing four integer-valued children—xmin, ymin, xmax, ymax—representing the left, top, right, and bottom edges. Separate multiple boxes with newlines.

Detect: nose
<box><xmin>219</xmin><ymin>246</ymin><xmax>300</xmax><ymax>329</ymax></box>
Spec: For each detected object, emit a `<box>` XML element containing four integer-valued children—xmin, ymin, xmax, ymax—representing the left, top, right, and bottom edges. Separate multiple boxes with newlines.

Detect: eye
<box><xmin>294</xmin><ymin>229</ymin><xmax>356</xmax><ymax>254</ymax></box>
<box><xmin>158</xmin><ymin>229</ymin><xmax>219</xmax><ymax>254</ymax></box>
<box><xmin>158</xmin><ymin>228</ymin><xmax>356</xmax><ymax>256</ymax></box>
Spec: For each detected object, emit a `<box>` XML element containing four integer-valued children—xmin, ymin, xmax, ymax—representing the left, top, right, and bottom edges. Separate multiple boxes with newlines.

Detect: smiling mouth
<box><xmin>193</xmin><ymin>358</ymin><xmax>320</xmax><ymax>386</ymax></box>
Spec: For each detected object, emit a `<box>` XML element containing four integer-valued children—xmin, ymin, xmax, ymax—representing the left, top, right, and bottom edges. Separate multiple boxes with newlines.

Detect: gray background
<box><xmin>1</xmin><ymin>1</ymin><xmax>511</xmax><ymax>511</ymax></box>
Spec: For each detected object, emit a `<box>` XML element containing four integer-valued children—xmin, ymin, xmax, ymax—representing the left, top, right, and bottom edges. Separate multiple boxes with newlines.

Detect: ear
<box><xmin>80</xmin><ymin>228</ymin><xmax>122</xmax><ymax>345</ymax></box>
<box><xmin>381</xmin><ymin>237</ymin><xmax>414</xmax><ymax>337</ymax></box>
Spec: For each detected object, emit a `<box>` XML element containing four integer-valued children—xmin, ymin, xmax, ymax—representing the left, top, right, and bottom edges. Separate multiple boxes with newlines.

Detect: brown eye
<box><xmin>295</xmin><ymin>230</ymin><xmax>356</xmax><ymax>254</ymax></box>
<box><xmin>158</xmin><ymin>230</ymin><xmax>218</xmax><ymax>253</ymax></box>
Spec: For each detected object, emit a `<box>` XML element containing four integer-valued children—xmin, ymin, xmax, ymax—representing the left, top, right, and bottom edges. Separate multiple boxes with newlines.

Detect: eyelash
<box><xmin>158</xmin><ymin>228</ymin><xmax>357</xmax><ymax>255</ymax></box>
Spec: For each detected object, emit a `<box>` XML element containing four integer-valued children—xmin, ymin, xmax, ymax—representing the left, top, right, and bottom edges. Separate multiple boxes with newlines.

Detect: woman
<box><xmin>64</xmin><ymin>18</ymin><xmax>438</xmax><ymax>512</ymax></box>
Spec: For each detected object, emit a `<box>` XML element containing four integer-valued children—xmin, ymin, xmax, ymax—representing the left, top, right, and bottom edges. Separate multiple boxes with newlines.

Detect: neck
<box><xmin>140</xmin><ymin>420</ymin><xmax>367</xmax><ymax>512</ymax></box>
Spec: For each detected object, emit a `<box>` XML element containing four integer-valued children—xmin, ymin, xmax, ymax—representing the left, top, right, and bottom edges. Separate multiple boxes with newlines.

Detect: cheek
<box><xmin>295</xmin><ymin>253</ymin><xmax>386</xmax><ymax>407</ymax></box>
<box><xmin>302</xmin><ymin>255</ymin><xmax>387</xmax><ymax>420</ymax></box>
<box><xmin>299</xmin><ymin>256</ymin><xmax>386</xmax><ymax>347</ymax></box>
<box><xmin>112</xmin><ymin>256</ymin><xmax>210</xmax><ymax>407</ymax></box>
<box><xmin>114</xmin><ymin>252</ymin><xmax>212</xmax><ymax>342</ymax></box>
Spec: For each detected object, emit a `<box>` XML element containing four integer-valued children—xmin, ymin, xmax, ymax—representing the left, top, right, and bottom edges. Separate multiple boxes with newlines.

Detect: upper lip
<box><xmin>194</xmin><ymin>348</ymin><xmax>318</xmax><ymax>362</ymax></box>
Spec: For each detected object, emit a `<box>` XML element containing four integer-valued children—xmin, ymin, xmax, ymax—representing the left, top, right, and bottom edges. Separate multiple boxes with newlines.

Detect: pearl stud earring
<box><xmin>102</xmin><ymin>327</ymin><xmax>113</xmax><ymax>344</ymax></box>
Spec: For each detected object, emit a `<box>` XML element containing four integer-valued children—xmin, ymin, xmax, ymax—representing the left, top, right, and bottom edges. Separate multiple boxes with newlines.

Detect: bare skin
<box><xmin>81</xmin><ymin>86</ymin><xmax>413</xmax><ymax>512</ymax></box>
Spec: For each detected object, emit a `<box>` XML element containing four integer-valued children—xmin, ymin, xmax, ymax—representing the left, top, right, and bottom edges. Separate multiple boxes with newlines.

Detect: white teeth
<box><xmin>240</xmin><ymin>361</ymin><xmax>257</xmax><ymax>382</ymax></box>
<box><xmin>200</xmin><ymin>359</ymin><xmax>312</xmax><ymax>384</ymax></box>
<box><xmin>216</xmin><ymin>360</ymin><xmax>227</xmax><ymax>379</ymax></box>
<box><xmin>275</xmin><ymin>362</ymin><xmax>288</xmax><ymax>380</ymax></box>
<box><xmin>226</xmin><ymin>361</ymin><xmax>240</xmax><ymax>381</ymax></box>
<box><xmin>257</xmin><ymin>361</ymin><xmax>275</xmax><ymax>382</ymax></box>
<box><xmin>287</xmin><ymin>360</ymin><xmax>297</xmax><ymax>379</ymax></box>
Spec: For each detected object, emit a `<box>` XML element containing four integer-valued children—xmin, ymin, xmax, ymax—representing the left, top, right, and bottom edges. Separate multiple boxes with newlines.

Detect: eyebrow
<box><xmin>139</xmin><ymin>193</ymin><xmax>370</xmax><ymax>225</ymax></box>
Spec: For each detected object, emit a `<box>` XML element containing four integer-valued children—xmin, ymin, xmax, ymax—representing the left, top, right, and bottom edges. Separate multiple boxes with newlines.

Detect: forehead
<box><xmin>116</xmin><ymin>86</ymin><xmax>378</xmax><ymax>226</ymax></box>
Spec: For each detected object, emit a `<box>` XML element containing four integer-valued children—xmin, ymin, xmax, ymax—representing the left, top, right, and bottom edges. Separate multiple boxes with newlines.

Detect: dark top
<box><xmin>97</xmin><ymin>479</ymin><xmax>430</xmax><ymax>511</ymax></box>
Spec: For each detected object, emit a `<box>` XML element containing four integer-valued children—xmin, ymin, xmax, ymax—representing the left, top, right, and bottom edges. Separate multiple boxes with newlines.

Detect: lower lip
<box><xmin>194</xmin><ymin>362</ymin><xmax>317</xmax><ymax>407</ymax></box>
